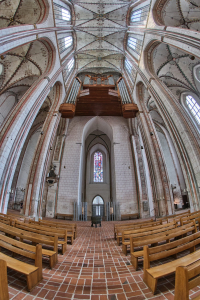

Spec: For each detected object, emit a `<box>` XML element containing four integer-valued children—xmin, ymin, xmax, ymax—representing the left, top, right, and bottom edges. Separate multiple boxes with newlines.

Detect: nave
<box><xmin>1</xmin><ymin>211</ymin><xmax>200</xmax><ymax>300</ymax></box>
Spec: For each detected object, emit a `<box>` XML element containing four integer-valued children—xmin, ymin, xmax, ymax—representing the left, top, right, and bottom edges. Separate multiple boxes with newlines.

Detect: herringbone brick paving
<box><xmin>6</xmin><ymin>221</ymin><xmax>200</xmax><ymax>299</ymax></box>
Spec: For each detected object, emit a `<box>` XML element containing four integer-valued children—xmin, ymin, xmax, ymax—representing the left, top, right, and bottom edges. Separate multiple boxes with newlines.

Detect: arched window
<box><xmin>94</xmin><ymin>151</ymin><xmax>103</xmax><ymax>182</ymax></box>
<box><xmin>186</xmin><ymin>95</ymin><xmax>200</xmax><ymax>125</ymax></box>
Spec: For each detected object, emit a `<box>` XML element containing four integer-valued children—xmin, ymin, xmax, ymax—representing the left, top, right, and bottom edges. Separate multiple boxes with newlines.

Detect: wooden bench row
<box><xmin>181</xmin><ymin>211</ymin><xmax>200</xmax><ymax>226</ymax></box>
<box><xmin>130</xmin><ymin>220</ymin><xmax>197</xmax><ymax>270</ymax></box>
<box><xmin>37</xmin><ymin>218</ymin><xmax>77</xmax><ymax>240</ymax></box>
<box><xmin>156</xmin><ymin>209</ymin><xmax>190</xmax><ymax>224</ymax></box>
<box><xmin>122</xmin><ymin>220</ymin><xmax>178</xmax><ymax>255</ymax></box>
<box><xmin>0</xmin><ymin>233</ymin><xmax>43</xmax><ymax>291</ymax></box>
<box><xmin>13</xmin><ymin>220</ymin><xmax>68</xmax><ymax>254</ymax></box>
<box><xmin>143</xmin><ymin>231</ymin><xmax>200</xmax><ymax>294</ymax></box>
<box><xmin>0</xmin><ymin>222</ymin><xmax>58</xmax><ymax>267</ymax></box>
<box><xmin>114</xmin><ymin>219</ymin><xmax>156</xmax><ymax>242</ymax></box>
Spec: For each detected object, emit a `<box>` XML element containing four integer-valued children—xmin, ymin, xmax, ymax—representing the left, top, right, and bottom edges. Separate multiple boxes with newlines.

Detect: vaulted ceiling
<box><xmin>74</xmin><ymin>0</ymin><xmax>130</xmax><ymax>76</ymax></box>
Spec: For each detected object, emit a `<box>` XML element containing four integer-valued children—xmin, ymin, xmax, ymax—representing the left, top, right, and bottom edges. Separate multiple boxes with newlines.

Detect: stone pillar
<box><xmin>137</xmin><ymin>83</ymin><xmax>174</xmax><ymax>216</ymax></box>
<box><xmin>45</xmin><ymin>119</ymin><xmax>69</xmax><ymax>218</ymax></box>
<box><xmin>24</xmin><ymin>83</ymin><xmax>62</xmax><ymax>218</ymax></box>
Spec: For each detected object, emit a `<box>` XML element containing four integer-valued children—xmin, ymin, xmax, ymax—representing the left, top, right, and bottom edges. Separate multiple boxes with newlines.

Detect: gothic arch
<box><xmin>0</xmin><ymin>37</ymin><xmax>56</xmax><ymax>130</ymax></box>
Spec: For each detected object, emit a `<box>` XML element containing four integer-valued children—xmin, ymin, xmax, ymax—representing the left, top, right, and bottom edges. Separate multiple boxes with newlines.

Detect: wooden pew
<box><xmin>14</xmin><ymin>221</ymin><xmax>68</xmax><ymax>253</ymax></box>
<box><xmin>121</xmin><ymin>221</ymin><xmax>176</xmax><ymax>255</ymax></box>
<box><xmin>114</xmin><ymin>218</ymin><xmax>154</xmax><ymax>239</ymax></box>
<box><xmin>0</xmin><ymin>217</ymin><xmax>11</xmax><ymax>225</ymax></box>
<box><xmin>130</xmin><ymin>221</ymin><xmax>196</xmax><ymax>270</ymax></box>
<box><xmin>174</xmin><ymin>260</ymin><xmax>200</xmax><ymax>300</ymax></box>
<box><xmin>38</xmin><ymin>219</ymin><xmax>77</xmax><ymax>239</ymax></box>
<box><xmin>56</xmin><ymin>213</ymin><xmax>73</xmax><ymax>220</ymax></box>
<box><xmin>158</xmin><ymin>210</ymin><xmax>190</xmax><ymax>224</ymax></box>
<box><xmin>0</xmin><ymin>223</ymin><xmax>57</xmax><ymax>268</ymax></box>
<box><xmin>0</xmin><ymin>260</ymin><xmax>9</xmax><ymax>300</ymax></box>
<box><xmin>143</xmin><ymin>231</ymin><xmax>200</xmax><ymax>294</ymax></box>
<box><xmin>0</xmin><ymin>234</ymin><xmax>43</xmax><ymax>291</ymax></box>
<box><xmin>116</xmin><ymin>220</ymin><xmax>161</xmax><ymax>245</ymax></box>
<box><xmin>121</xmin><ymin>213</ymin><xmax>139</xmax><ymax>221</ymax></box>
<box><xmin>181</xmin><ymin>212</ymin><xmax>200</xmax><ymax>226</ymax></box>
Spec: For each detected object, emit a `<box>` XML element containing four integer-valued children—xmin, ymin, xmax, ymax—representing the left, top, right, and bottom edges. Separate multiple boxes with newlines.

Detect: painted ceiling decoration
<box><xmin>153</xmin><ymin>43</ymin><xmax>200</xmax><ymax>100</ymax></box>
<box><xmin>155</xmin><ymin>0</ymin><xmax>200</xmax><ymax>30</ymax></box>
<box><xmin>74</xmin><ymin>0</ymin><xmax>131</xmax><ymax>77</ymax></box>
<box><xmin>0</xmin><ymin>0</ymin><xmax>46</xmax><ymax>29</ymax></box>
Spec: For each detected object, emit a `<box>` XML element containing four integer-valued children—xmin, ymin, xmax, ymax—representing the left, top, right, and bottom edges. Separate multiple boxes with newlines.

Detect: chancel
<box><xmin>0</xmin><ymin>0</ymin><xmax>200</xmax><ymax>299</ymax></box>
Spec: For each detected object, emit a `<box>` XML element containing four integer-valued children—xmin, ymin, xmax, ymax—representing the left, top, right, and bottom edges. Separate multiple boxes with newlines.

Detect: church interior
<box><xmin>0</xmin><ymin>0</ymin><xmax>200</xmax><ymax>299</ymax></box>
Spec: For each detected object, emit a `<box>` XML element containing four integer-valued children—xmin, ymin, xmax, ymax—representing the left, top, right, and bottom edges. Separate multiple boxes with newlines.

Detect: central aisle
<box><xmin>8</xmin><ymin>221</ymin><xmax>183</xmax><ymax>299</ymax></box>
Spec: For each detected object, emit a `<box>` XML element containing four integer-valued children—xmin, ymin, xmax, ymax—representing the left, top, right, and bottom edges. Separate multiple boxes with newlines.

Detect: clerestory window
<box><xmin>64</xmin><ymin>36</ymin><xmax>72</xmax><ymax>48</ymax></box>
<box><xmin>131</xmin><ymin>9</ymin><xmax>142</xmax><ymax>22</ymax></box>
<box><xmin>128</xmin><ymin>37</ymin><xmax>137</xmax><ymax>50</ymax></box>
<box><xmin>62</xmin><ymin>8</ymin><xmax>70</xmax><ymax>21</ymax></box>
<box><xmin>186</xmin><ymin>95</ymin><xmax>200</xmax><ymax>125</ymax></box>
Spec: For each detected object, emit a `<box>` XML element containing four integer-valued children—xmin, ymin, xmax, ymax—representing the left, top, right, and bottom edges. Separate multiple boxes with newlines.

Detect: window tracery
<box><xmin>94</xmin><ymin>151</ymin><xmax>103</xmax><ymax>182</ymax></box>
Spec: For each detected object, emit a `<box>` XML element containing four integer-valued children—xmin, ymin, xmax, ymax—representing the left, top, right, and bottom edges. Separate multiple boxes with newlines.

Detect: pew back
<box><xmin>174</xmin><ymin>260</ymin><xmax>200</xmax><ymax>300</ymax></box>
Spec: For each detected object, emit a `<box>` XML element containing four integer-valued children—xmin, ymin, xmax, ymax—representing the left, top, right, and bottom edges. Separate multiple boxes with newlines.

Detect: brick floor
<box><xmin>6</xmin><ymin>220</ymin><xmax>200</xmax><ymax>299</ymax></box>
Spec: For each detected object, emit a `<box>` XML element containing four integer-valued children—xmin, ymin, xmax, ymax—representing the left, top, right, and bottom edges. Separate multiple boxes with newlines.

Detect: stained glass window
<box><xmin>94</xmin><ymin>151</ymin><xmax>103</xmax><ymax>182</ymax></box>
<box><xmin>186</xmin><ymin>95</ymin><xmax>200</xmax><ymax>125</ymax></box>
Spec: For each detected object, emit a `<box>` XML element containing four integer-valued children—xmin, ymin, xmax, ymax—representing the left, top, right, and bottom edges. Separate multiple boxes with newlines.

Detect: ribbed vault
<box><xmin>74</xmin><ymin>0</ymin><xmax>130</xmax><ymax>76</ymax></box>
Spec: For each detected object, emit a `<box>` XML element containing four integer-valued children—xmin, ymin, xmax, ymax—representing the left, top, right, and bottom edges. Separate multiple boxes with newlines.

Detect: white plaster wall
<box><xmin>157</xmin><ymin>131</ymin><xmax>178</xmax><ymax>186</ymax></box>
<box><xmin>57</xmin><ymin>117</ymin><xmax>91</xmax><ymax>214</ymax></box>
<box><xmin>57</xmin><ymin>116</ymin><xmax>137</xmax><ymax>216</ymax></box>
<box><xmin>107</xmin><ymin>117</ymin><xmax>137</xmax><ymax>215</ymax></box>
